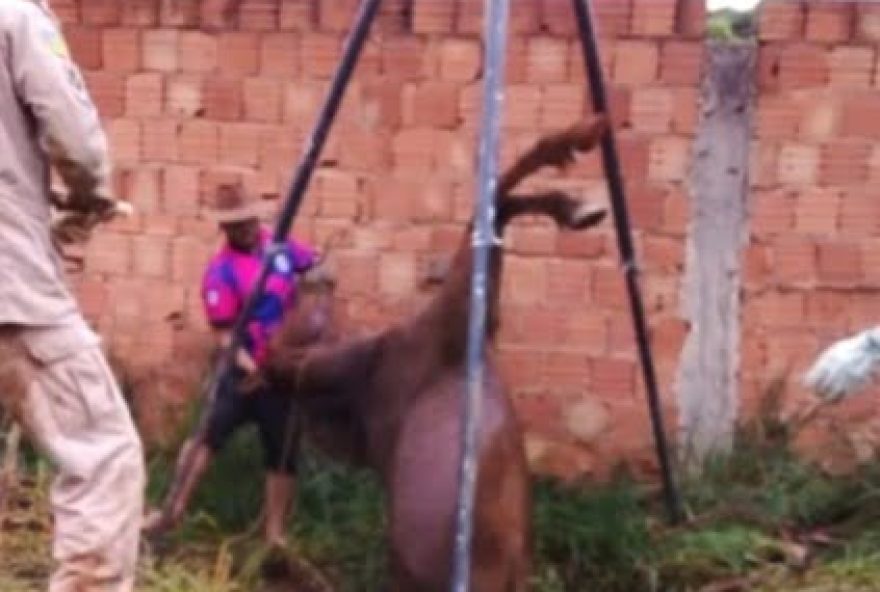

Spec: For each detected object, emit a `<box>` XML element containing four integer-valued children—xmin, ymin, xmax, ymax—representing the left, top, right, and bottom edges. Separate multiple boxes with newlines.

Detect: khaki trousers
<box><xmin>0</xmin><ymin>319</ymin><xmax>145</xmax><ymax>592</ymax></box>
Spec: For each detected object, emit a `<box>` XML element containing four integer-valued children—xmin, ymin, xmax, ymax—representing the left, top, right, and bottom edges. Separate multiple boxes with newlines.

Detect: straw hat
<box><xmin>208</xmin><ymin>184</ymin><xmax>273</xmax><ymax>225</ymax></box>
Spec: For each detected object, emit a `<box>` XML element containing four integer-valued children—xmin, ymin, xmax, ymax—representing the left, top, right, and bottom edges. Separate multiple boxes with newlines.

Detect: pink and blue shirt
<box><xmin>202</xmin><ymin>228</ymin><xmax>316</xmax><ymax>365</ymax></box>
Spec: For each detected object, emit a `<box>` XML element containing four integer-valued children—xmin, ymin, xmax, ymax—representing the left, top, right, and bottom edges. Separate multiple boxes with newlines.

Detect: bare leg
<box><xmin>143</xmin><ymin>439</ymin><xmax>213</xmax><ymax>534</ymax></box>
<box><xmin>264</xmin><ymin>471</ymin><xmax>295</xmax><ymax>546</ymax></box>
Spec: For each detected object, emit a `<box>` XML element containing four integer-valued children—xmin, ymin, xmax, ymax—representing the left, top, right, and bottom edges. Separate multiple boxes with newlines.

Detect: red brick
<box><xmin>179</xmin><ymin>121</ymin><xmax>219</xmax><ymax>164</ymax></box>
<box><xmin>676</xmin><ymin>0</ymin><xmax>705</xmax><ymax>38</ymax></box>
<box><xmin>219</xmin><ymin>123</ymin><xmax>263</xmax><ymax>167</ymax></box>
<box><xmin>106</xmin><ymin>119</ymin><xmax>142</xmax><ymax>163</ymax></box>
<box><xmin>499</xmin><ymin>85</ymin><xmax>541</xmax><ymax>131</ymax></box>
<box><xmin>81</xmin><ymin>0</ymin><xmax>121</xmax><ymax>26</ymax></box>
<box><xmin>158</xmin><ymin>0</ymin><xmax>199</xmax><ymax>26</ymax></box>
<box><xmin>301</xmin><ymin>34</ymin><xmax>342</xmax><ymax>79</ymax></box>
<box><xmin>778</xmin><ymin>44</ymin><xmax>829</xmax><ymax>89</ymax></box>
<box><xmin>630</xmin><ymin>87</ymin><xmax>673</xmax><ymax>134</ymax></box>
<box><xmin>748</xmin><ymin>292</ymin><xmax>806</xmax><ymax>329</ymax></box>
<box><xmin>839</xmin><ymin>190</ymin><xmax>880</xmax><ymax>237</ymax></box>
<box><xmin>631</xmin><ymin>0</ymin><xmax>676</xmax><ymax>37</ymax></box>
<box><xmin>592</xmin><ymin>266</ymin><xmax>627</xmax><ymax>309</ymax></box>
<box><xmin>217</xmin><ymin>32</ymin><xmax>260</xmax><ymax>76</ymax></box>
<box><xmin>375</xmin><ymin>0</ymin><xmax>409</xmax><ymax>34</ymax></box>
<box><xmin>660</xmin><ymin>41</ymin><xmax>703</xmax><ymax>86</ymax></box>
<box><xmin>86</xmin><ymin>232</ymin><xmax>132</xmax><ymax>275</ymax></box>
<box><xmin>590</xmin><ymin>358</ymin><xmax>636</xmax><ymax>398</ymax></box>
<box><xmin>316</xmin><ymin>170</ymin><xmax>362</xmax><ymax>219</ymax></box>
<box><xmin>402</xmin><ymin>82</ymin><xmax>460</xmax><ymax>129</ymax></box>
<box><xmin>777</xmin><ymin>143</ymin><xmax>820</xmax><ymax>186</ymax></box>
<box><xmin>63</xmin><ymin>27</ymin><xmax>102</xmax><ymax>70</ymax></box>
<box><xmin>102</xmin><ymin>29</ymin><xmax>140</xmax><ymax>73</ymax></box>
<box><xmin>612</xmin><ymin>41</ymin><xmax>658</xmax><ymax>86</ymax></box>
<box><xmin>121</xmin><ymin>0</ymin><xmax>158</xmax><ymax>26</ymax></box>
<box><xmin>356</xmin><ymin>79</ymin><xmax>403</xmax><ymax>130</ymax></box>
<box><xmin>133</xmin><ymin>235</ymin><xmax>171</xmax><ymax>278</ymax></box>
<box><xmin>759</xmin><ymin>2</ymin><xmax>805</xmax><ymax>41</ymax></box>
<box><xmin>803</xmin><ymin>291</ymin><xmax>850</xmax><ymax>330</ymax></box>
<box><xmin>671</xmin><ymin>87</ymin><xmax>698</xmax><ymax>135</ymax></box>
<box><xmin>618</xmin><ymin>134</ymin><xmax>649</xmax><ymax>180</ymax></box>
<box><xmin>382</xmin><ymin>36</ymin><xmax>428</xmax><ymax>81</ymax></box>
<box><xmin>805</xmin><ymin>3</ymin><xmax>854</xmax><ymax>43</ymax></box>
<box><xmin>412</xmin><ymin>177</ymin><xmax>455</xmax><ymax>223</ymax></box>
<box><xmin>648</xmin><ymin>136</ymin><xmax>690</xmax><ymax>183</ymax></box>
<box><xmin>238</xmin><ymin>0</ymin><xmax>279</xmax><ymax>30</ymax></box>
<box><xmin>317</xmin><ymin>0</ymin><xmax>357</xmax><ymax>31</ymax></box>
<box><xmin>243</xmin><ymin>78</ymin><xmax>282</xmax><ymax>123</ymax></box>
<box><xmin>124</xmin><ymin>168</ymin><xmax>162</xmax><ymax>214</ymax></box>
<box><xmin>757</xmin><ymin>96</ymin><xmax>800</xmax><ymax>140</ymax></box>
<box><xmin>820</xmin><ymin>140</ymin><xmax>871</xmax><ymax>187</ymax></box>
<box><xmin>164</xmin><ymin>74</ymin><xmax>202</xmax><ymax>118</ymax></box>
<box><xmin>142</xmin><ymin>119</ymin><xmax>179</xmax><ymax>162</ymax></box>
<box><xmin>203</xmin><ymin>77</ymin><xmax>243</xmax><ymax>121</ymax></box>
<box><xmin>178</xmin><ymin>31</ymin><xmax>217</xmax><ymax>73</ymax></box>
<box><xmin>857</xmin><ymin>4</ymin><xmax>880</xmax><ymax>42</ymax></box>
<box><xmin>594</xmin><ymin>0</ymin><xmax>632</xmax><ymax>37</ymax></box>
<box><xmin>861</xmin><ymin>238</ymin><xmax>880</xmax><ymax>283</ymax></box>
<box><xmin>162</xmin><ymin>165</ymin><xmax>200</xmax><ymax>216</ymax></box>
<box><xmin>283</xmin><ymin>80</ymin><xmax>324</xmax><ymax>125</ymax></box>
<box><xmin>412</xmin><ymin>1</ymin><xmax>455</xmax><ymax>34</ymax></box>
<box><xmin>142</xmin><ymin>29</ymin><xmax>178</xmax><ymax>72</ymax></box>
<box><xmin>841</xmin><ymin>92</ymin><xmax>880</xmax><ymax>139</ymax></box>
<box><xmin>750</xmin><ymin>141</ymin><xmax>779</xmax><ymax>188</ymax></box>
<box><xmin>795</xmin><ymin>187</ymin><xmax>841</xmax><ymax>235</ymax></box>
<box><xmin>50</xmin><ymin>0</ymin><xmax>79</xmax><ymax>25</ymax></box>
<box><xmin>752</xmin><ymin>189</ymin><xmax>795</xmax><ymax>237</ymax></box>
<box><xmin>540</xmin><ymin>84</ymin><xmax>585</xmax><ymax>130</ymax></box>
<box><xmin>558</xmin><ymin>310</ymin><xmax>607</xmax><ymax>355</ymax></box>
<box><xmin>757</xmin><ymin>43</ymin><xmax>784</xmax><ymax>92</ymax></box>
<box><xmin>338</xmin><ymin>128</ymin><xmax>392</xmax><ymax>171</ymax></box>
<box><xmin>817</xmin><ymin>241</ymin><xmax>862</xmax><ymax>286</ymax></box>
<box><xmin>439</xmin><ymin>39</ymin><xmax>482</xmax><ymax>83</ymax></box>
<box><xmin>628</xmin><ymin>185</ymin><xmax>666</xmax><ymax>231</ymax></box>
<box><xmin>260</xmin><ymin>32</ymin><xmax>299</xmax><ymax>77</ymax></box>
<box><xmin>126</xmin><ymin>73</ymin><xmax>163</xmax><ymax>118</ymax></box>
<box><xmin>379</xmin><ymin>252</ymin><xmax>416</xmax><ymax>296</ymax></box>
<box><xmin>774</xmin><ymin>237</ymin><xmax>816</xmax><ymax>285</ymax></box>
<box><xmin>828</xmin><ymin>46</ymin><xmax>874</xmax><ymax>88</ymax></box>
<box><xmin>84</xmin><ymin>72</ymin><xmax>125</xmax><ymax>118</ymax></box>
<box><xmin>799</xmin><ymin>98</ymin><xmax>838</xmax><ymax>141</ymax></box>
<box><xmin>280</xmin><ymin>0</ymin><xmax>314</xmax><ymax>30</ymax></box>
<box><xmin>539</xmin><ymin>0</ymin><xmax>576</xmax><ymax>36</ymax></box>
<box><xmin>527</xmin><ymin>37</ymin><xmax>569</xmax><ymax>83</ymax></box>
<box><xmin>171</xmin><ymin>236</ymin><xmax>211</xmax><ymax>283</ymax></box>
<box><xmin>73</xmin><ymin>278</ymin><xmax>109</xmax><ymax>322</ymax></box>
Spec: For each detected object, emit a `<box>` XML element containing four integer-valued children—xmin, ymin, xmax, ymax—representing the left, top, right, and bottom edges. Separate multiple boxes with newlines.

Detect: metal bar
<box><xmin>161</xmin><ymin>0</ymin><xmax>382</xmax><ymax>521</ymax></box>
<box><xmin>450</xmin><ymin>0</ymin><xmax>511</xmax><ymax>589</ymax></box>
<box><xmin>570</xmin><ymin>0</ymin><xmax>683</xmax><ymax>525</ymax></box>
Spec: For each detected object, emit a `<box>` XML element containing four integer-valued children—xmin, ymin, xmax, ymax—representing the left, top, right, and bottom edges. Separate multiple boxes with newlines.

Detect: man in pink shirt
<box><xmin>145</xmin><ymin>184</ymin><xmax>316</xmax><ymax>546</ymax></box>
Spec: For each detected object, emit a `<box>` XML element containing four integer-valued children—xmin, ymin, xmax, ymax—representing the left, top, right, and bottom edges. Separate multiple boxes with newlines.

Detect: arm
<box><xmin>6</xmin><ymin>3</ymin><xmax>123</xmax><ymax>222</ymax></box>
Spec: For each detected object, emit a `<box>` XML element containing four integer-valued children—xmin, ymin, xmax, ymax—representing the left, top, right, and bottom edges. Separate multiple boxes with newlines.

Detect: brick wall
<box><xmin>745</xmin><ymin>2</ymin><xmax>880</xmax><ymax>473</ymax></box>
<box><xmin>55</xmin><ymin>0</ymin><xmax>706</xmax><ymax>479</ymax></box>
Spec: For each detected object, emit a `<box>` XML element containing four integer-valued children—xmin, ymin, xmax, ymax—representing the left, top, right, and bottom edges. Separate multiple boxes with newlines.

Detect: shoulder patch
<box><xmin>40</xmin><ymin>25</ymin><xmax>69</xmax><ymax>59</ymax></box>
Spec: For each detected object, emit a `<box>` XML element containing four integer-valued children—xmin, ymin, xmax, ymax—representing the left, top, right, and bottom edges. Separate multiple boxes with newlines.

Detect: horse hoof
<box><xmin>568</xmin><ymin>202</ymin><xmax>607</xmax><ymax>230</ymax></box>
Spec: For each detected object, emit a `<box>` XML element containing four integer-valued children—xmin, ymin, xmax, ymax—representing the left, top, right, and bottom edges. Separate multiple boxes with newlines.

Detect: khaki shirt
<box><xmin>0</xmin><ymin>0</ymin><xmax>111</xmax><ymax>328</ymax></box>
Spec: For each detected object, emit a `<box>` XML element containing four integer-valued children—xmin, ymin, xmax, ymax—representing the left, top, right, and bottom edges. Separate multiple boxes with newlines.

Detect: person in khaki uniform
<box><xmin>0</xmin><ymin>1</ymin><xmax>145</xmax><ymax>590</ymax></box>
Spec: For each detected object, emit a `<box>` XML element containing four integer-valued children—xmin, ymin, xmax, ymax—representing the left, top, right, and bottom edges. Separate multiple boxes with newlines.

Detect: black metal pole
<box><xmin>160</xmin><ymin>0</ymin><xmax>382</xmax><ymax>523</ymax></box>
<box><xmin>570</xmin><ymin>0</ymin><xmax>683</xmax><ymax>524</ymax></box>
<box><xmin>450</xmin><ymin>0</ymin><xmax>510</xmax><ymax>589</ymax></box>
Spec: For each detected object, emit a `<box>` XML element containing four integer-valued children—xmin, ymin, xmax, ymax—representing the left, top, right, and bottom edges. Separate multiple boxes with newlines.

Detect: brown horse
<box><xmin>265</xmin><ymin>117</ymin><xmax>608</xmax><ymax>591</ymax></box>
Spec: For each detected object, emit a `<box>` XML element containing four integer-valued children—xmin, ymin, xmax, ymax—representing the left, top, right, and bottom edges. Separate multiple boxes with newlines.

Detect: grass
<box><xmin>9</xmin><ymin>395</ymin><xmax>880</xmax><ymax>590</ymax></box>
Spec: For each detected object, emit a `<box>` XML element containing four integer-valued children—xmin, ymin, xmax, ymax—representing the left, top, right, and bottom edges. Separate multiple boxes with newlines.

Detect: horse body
<box><xmin>266</xmin><ymin>117</ymin><xmax>608</xmax><ymax>591</ymax></box>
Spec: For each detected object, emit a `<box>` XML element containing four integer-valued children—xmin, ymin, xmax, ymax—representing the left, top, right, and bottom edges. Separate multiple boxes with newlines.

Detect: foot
<box><xmin>141</xmin><ymin>507</ymin><xmax>176</xmax><ymax>536</ymax></box>
<box><xmin>567</xmin><ymin>201</ymin><xmax>608</xmax><ymax>230</ymax></box>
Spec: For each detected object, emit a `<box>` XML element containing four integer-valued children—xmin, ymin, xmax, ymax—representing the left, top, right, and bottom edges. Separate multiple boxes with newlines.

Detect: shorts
<box><xmin>204</xmin><ymin>370</ymin><xmax>301</xmax><ymax>474</ymax></box>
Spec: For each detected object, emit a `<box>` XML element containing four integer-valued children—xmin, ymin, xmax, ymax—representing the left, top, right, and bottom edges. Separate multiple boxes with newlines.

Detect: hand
<box><xmin>238</xmin><ymin>369</ymin><xmax>267</xmax><ymax>395</ymax></box>
<box><xmin>50</xmin><ymin>190</ymin><xmax>134</xmax><ymax>246</ymax></box>
<box><xmin>804</xmin><ymin>328</ymin><xmax>880</xmax><ymax>403</ymax></box>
